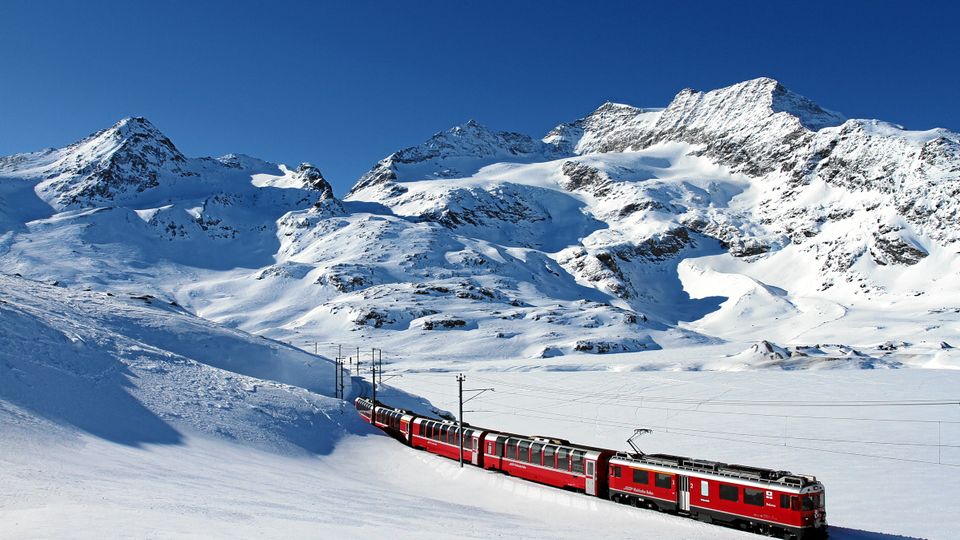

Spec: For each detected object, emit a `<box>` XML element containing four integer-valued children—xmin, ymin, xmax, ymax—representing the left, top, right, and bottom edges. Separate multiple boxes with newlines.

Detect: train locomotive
<box><xmin>355</xmin><ymin>397</ymin><xmax>827</xmax><ymax>539</ymax></box>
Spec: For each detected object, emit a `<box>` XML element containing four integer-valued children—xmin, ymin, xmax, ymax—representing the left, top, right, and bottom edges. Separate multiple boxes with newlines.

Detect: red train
<box><xmin>355</xmin><ymin>397</ymin><xmax>827</xmax><ymax>539</ymax></box>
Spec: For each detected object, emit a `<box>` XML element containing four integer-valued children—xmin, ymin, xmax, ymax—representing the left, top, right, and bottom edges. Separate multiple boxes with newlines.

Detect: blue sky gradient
<box><xmin>1</xmin><ymin>0</ymin><xmax>957</xmax><ymax>193</ymax></box>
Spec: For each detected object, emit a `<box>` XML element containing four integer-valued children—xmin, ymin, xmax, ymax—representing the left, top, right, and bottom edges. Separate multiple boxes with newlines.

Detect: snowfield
<box><xmin>3</xmin><ymin>362</ymin><xmax>956</xmax><ymax>539</ymax></box>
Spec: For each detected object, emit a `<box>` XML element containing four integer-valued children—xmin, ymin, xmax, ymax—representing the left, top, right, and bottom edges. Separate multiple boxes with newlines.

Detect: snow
<box><xmin>0</xmin><ymin>432</ymin><xmax>754</xmax><ymax>540</ymax></box>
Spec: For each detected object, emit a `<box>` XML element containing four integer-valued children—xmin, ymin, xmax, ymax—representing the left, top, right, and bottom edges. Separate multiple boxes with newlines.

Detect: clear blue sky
<box><xmin>1</xmin><ymin>0</ymin><xmax>958</xmax><ymax>194</ymax></box>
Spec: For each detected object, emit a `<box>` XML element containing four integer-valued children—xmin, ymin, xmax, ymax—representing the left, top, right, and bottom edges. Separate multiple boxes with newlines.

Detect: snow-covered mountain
<box><xmin>1</xmin><ymin>78</ymin><xmax>958</xmax><ymax>365</ymax></box>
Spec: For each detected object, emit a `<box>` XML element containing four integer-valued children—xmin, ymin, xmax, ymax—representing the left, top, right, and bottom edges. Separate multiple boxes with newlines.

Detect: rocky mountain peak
<box><xmin>294</xmin><ymin>162</ymin><xmax>335</xmax><ymax>200</ymax></box>
<box><xmin>111</xmin><ymin>116</ymin><xmax>172</xmax><ymax>139</ymax></box>
<box><xmin>656</xmin><ymin>77</ymin><xmax>845</xmax><ymax>135</ymax></box>
<box><xmin>21</xmin><ymin>116</ymin><xmax>194</xmax><ymax>209</ymax></box>
<box><xmin>544</xmin><ymin>101</ymin><xmax>661</xmax><ymax>155</ymax></box>
<box><xmin>348</xmin><ymin>120</ymin><xmax>559</xmax><ymax>196</ymax></box>
<box><xmin>84</xmin><ymin>116</ymin><xmax>187</xmax><ymax>164</ymax></box>
<box><xmin>403</xmin><ymin>119</ymin><xmax>543</xmax><ymax>162</ymax></box>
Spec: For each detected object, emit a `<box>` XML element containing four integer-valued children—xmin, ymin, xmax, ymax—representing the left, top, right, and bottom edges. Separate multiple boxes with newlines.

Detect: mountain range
<box><xmin>1</xmin><ymin>77</ymin><xmax>957</xmax><ymax>365</ymax></box>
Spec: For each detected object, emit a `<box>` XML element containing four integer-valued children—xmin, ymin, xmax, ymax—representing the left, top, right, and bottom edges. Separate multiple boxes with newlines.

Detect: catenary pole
<box><xmin>371</xmin><ymin>350</ymin><xmax>377</xmax><ymax>426</ymax></box>
<box><xmin>457</xmin><ymin>373</ymin><xmax>465</xmax><ymax>467</ymax></box>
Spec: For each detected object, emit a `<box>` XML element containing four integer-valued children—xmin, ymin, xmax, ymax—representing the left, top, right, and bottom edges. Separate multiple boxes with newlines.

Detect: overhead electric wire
<box><xmin>467</xmin><ymin>374</ymin><xmax>960</xmax><ymax>408</ymax></box>
<box><xmin>473</xmin><ymin>407</ymin><xmax>960</xmax><ymax>467</ymax></box>
<box><xmin>393</xmin><ymin>375</ymin><xmax>960</xmax><ymax>466</ymax></box>
<box><xmin>405</xmin><ymin>374</ymin><xmax>960</xmax><ymax>424</ymax></box>
<box><xmin>475</xmin><ymin>406</ymin><xmax>959</xmax><ymax>449</ymax></box>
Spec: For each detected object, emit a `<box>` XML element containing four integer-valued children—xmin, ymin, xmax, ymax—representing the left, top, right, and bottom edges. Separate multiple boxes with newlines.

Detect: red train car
<box><xmin>355</xmin><ymin>397</ymin><xmax>374</xmax><ymax>422</ymax></box>
<box><xmin>356</xmin><ymin>397</ymin><xmax>418</xmax><ymax>444</ymax></box>
<box><xmin>608</xmin><ymin>453</ymin><xmax>826</xmax><ymax>539</ymax></box>
<box><xmin>411</xmin><ymin>417</ymin><xmax>488</xmax><ymax>466</ymax></box>
<box><xmin>481</xmin><ymin>432</ymin><xmax>614</xmax><ymax>497</ymax></box>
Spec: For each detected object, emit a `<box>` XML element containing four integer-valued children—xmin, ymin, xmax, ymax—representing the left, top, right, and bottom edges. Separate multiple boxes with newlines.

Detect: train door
<box><xmin>678</xmin><ymin>475</ymin><xmax>690</xmax><ymax>512</ymax></box>
<box><xmin>585</xmin><ymin>459</ymin><xmax>596</xmax><ymax>496</ymax></box>
<box><xmin>471</xmin><ymin>434</ymin><xmax>480</xmax><ymax>465</ymax></box>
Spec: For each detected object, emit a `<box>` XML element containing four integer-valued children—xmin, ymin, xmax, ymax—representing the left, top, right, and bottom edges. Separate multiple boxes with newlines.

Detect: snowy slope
<box><xmin>0</xmin><ymin>275</ymin><xmax>347</xmax><ymax>453</ymax></box>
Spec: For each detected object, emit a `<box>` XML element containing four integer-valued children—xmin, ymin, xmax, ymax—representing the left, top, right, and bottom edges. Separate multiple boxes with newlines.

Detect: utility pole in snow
<box><xmin>371</xmin><ymin>348</ymin><xmax>377</xmax><ymax>426</ymax></box>
<box><xmin>456</xmin><ymin>374</ymin><xmax>494</xmax><ymax>468</ymax></box>
<box><xmin>457</xmin><ymin>373</ymin><xmax>465</xmax><ymax>468</ymax></box>
<box><xmin>336</xmin><ymin>344</ymin><xmax>343</xmax><ymax>400</ymax></box>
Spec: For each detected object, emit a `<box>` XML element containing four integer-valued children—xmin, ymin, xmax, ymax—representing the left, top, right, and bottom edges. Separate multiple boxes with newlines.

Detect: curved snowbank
<box><xmin>0</xmin><ymin>275</ymin><xmax>351</xmax><ymax>453</ymax></box>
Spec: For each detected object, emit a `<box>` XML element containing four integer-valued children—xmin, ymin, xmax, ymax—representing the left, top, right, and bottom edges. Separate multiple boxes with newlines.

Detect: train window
<box><xmin>632</xmin><ymin>469</ymin><xmax>649</xmax><ymax>485</ymax></box>
<box><xmin>780</xmin><ymin>494</ymin><xmax>790</xmax><ymax>509</ymax></box>
<box><xmin>744</xmin><ymin>488</ymin><xmax>764</xmax><ymax>507</ymax></box>
<box><xmin>802</xmin><ymin>494</ymin><xmax>822</xmax><ymax>511</ymax></box>
<box><xmin>655</xmin><ymin>473</ymin><xmax>672</xmax><ymax>490</ymax></box>
<box><xmin>506</xmin><ymin>439</ymin><xmax>517</xmax><ymax>459</ymax></box>
<box><xmin>543</xmin><ymin>446</ymin><xmax>556</xmax><ymax>468</ymax></box>
<box><xmin>791</xmin><ymin>497</ymin><xmax>800</xmax><ymax>511</ymax></box>
<box><xmin>586</xmin><ymin>461</ymin><xmax>595</xmax><ymax>478</ymax></box>
<box><xmin>611</xmin><ymin>466</ymin><xmax>621</xmax><ymax>478</ymax></box>
<box><xmin>719</xmin><ymin>484</ymin><xmax>738</xmax><ymax>502</ymax></box>
<box><xmin>557</xmin><ymin>448</ymin><xmax>570</xmax><ymax>471</ymax></box>
<box><xmin>518</xmin><ymin>441</ymin><xmax>530</xmax><ymax>462</ymax></box>
<box><xmin>495</xmin><ymin>439</ymin><xmax>505</xmax><ymax>456</ymax></box>
<box><xmin>701</xmin><ymin>480</ymin><xmax>709</xmax><ymax>497</ymax></box>
<box><xmin>571</xmin><ymin>451</ymin><xmax>585</xmax><ymax>474</ymax></box>
<box><xmin>530</xmin><ymin>443</ymin><xmax>543</xmax><ymax>465</ymax></box>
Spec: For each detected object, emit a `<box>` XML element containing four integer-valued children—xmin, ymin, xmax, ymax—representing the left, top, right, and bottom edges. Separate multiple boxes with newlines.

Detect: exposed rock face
<box><xmin>544</xmin><ymin>102</ymin><xmax>662</xmax><ymax>155</ymax></box>
<box><xmin>870</xmin><ymin>225</ymin><xmax>928</xmax><ymax>266</ymax></box>
<box><xmin>295</xmin><ymin>162</ymin><xmax>335</xmax><ymax>200</ymax></box>
<box><xmin>559</xmin><ymin>161</ymin><xmax>611</xmax><ymax>196</ymax></box>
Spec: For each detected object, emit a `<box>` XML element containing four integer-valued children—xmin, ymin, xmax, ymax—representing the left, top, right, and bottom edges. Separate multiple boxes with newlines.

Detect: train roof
<box><xmin>483</xmin><ymin>430</ymin><xmax>614</xmax><ymax>456</ymax></box>
<box><xmin>611</xmin><ymin>452</ymin><xmax>820</xmax><ymax>490</ymax></box>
